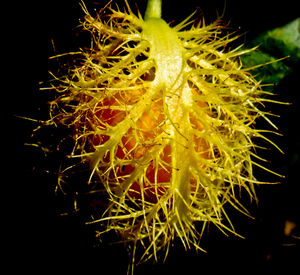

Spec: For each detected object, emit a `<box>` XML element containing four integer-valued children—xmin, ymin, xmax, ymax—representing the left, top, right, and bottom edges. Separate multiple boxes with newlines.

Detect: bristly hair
<box><xmin>40</xmin><ymin>0</ymin><xmax>285</xmax><ymax>273</ymax></box>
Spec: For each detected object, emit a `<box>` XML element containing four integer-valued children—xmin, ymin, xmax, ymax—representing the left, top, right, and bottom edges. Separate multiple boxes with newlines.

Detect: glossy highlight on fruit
<box><xmin>45</xmin><ymin>0</ymin><xmax>284</xmax><ymax>271</ymax></box>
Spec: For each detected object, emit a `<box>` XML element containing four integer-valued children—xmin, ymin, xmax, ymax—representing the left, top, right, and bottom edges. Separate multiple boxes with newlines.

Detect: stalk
<box><xmin>145</xmin><ymin>0</ymin><xmax>162</xmax><ymax>20</ymax></box>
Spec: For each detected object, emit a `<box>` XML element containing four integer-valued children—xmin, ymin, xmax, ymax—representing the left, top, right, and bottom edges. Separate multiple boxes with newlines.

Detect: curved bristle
<box><xmin>43</xmin><ymin>1</ymin><xmax>283</xmax><ymax>272</ymax></box>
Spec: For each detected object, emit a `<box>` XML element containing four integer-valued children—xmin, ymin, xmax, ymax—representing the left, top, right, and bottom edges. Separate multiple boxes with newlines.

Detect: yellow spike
<box><xmin>38</xmin><ymin>0</ymin><xmax>286</xmax><ymax>273</ymax></box>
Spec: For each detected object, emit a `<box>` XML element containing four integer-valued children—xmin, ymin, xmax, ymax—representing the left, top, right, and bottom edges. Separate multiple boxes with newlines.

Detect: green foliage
<box><xmin>242</xmin><ymin>18</ymin><xmax>300</xmax><ymax>86</ymax></box>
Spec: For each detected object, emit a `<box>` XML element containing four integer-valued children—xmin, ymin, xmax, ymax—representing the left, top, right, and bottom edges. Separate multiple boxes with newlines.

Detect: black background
<box><xmin>7</xmin><ymin>0</ymin><xmax>299</xmax><ymax>273</ymax></box>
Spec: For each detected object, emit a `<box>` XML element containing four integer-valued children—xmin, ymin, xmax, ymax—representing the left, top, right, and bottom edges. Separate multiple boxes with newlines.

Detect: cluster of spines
<box><xmin>46</xmin><ymin>1</ymin><xmax>283</xmax><ymax>269</ymax></box>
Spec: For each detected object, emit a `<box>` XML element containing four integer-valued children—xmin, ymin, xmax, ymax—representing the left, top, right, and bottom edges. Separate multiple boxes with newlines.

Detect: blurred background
<box><xmin>8</xmin><ymin>0</ymin><xmax>299</xmax><ymax>273</ymax></box>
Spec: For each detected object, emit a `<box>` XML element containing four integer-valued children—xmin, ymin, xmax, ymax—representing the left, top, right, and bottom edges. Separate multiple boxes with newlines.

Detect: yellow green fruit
<box><xmin>46</xmin><ymin>0</ymin><xmax>284</xmax><ymax>271</ymax></box>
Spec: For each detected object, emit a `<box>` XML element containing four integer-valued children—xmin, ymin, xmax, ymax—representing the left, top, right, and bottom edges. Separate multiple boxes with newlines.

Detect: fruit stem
<box><xmin>145</xmin><ymin>0</ymin><xmax>162</xmax><ymax>20</ymax></box>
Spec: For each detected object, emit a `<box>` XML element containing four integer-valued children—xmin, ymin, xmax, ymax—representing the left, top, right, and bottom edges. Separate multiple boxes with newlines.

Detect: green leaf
<box><xmin>242</xmin><ymin>51</ymin><xmax>292</xmax><ymax>85</ymax></box>
<box><xmin>241</xmin><ymin>18</ymin><xmax>300</xmax><ymax>86</ymax></box>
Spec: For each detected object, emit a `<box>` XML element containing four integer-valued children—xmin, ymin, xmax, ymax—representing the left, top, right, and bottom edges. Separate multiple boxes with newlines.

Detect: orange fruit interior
<box><xmin>94</xmin><ymin>88</ymin><xmax>210</xmax><ymax>202</ymax></box>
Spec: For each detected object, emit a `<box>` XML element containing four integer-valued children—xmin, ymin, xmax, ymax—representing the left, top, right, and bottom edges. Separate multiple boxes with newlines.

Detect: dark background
<box><xmin>7</xmin><ymin>0</ymin><xmax>299</xmax><ymax>273</ymax></box>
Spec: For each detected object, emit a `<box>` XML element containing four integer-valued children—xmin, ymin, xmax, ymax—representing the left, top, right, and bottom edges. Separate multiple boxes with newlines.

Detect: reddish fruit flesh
<box><xmin>94</xmin><ymin>89</ymin><xmax>209</xmax><ymax>202</ymax></box>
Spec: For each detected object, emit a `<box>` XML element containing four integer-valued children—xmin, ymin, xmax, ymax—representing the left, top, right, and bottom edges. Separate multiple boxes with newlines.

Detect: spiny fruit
<box><xmin>45</xmin><ymin>0</ymin><xmax>283</xmax><ymax>271</ymax></box>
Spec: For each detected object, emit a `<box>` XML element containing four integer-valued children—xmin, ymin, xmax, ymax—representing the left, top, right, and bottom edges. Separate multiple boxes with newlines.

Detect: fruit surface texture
<box><xmin>47</xmin><ymin>0</ymin><xmax>282</xmax><ymax>267</ymax></box>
